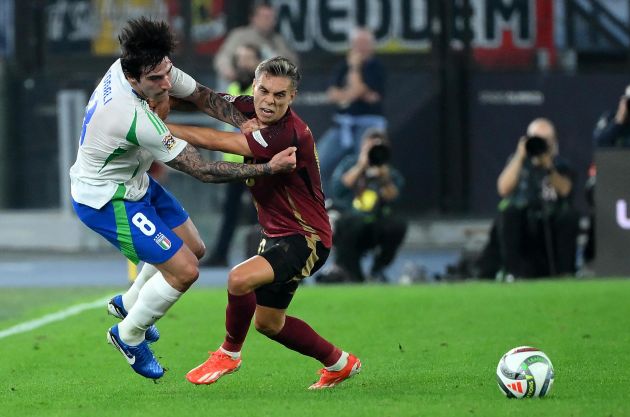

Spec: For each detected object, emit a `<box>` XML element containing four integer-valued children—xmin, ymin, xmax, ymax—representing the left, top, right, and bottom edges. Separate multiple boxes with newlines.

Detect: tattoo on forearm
<box><xmin>166</xmin><ymin>144</ymin><xmax>271</xmax><ymax>183</ymax></box>
<box><xmin>192</xmin><ymin>83</ymin><xmax>248</xmax><ymax>128</ymax></box>
<box><xmin>169</xmin><ymin>96</ymin><xmax>197</xmax><ymax>112</ymax></box>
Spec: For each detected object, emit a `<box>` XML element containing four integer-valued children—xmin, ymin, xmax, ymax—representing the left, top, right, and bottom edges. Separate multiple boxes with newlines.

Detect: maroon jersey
<box><xmin>226</xmin><ymin>95</ymin><xmax>332</xmax><ymax>248</ymax></box>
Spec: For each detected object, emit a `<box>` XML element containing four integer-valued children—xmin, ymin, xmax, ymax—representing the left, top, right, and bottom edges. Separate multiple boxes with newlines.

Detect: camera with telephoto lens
<box><xmin>525</xmin><ymin>135</ymin><xmax>549</xmax><ymax>157</ymax></box>
<box><xmin>367</xmin><ymin>143</ymin><xmax>391</xmax><ymax>166</ymax></box>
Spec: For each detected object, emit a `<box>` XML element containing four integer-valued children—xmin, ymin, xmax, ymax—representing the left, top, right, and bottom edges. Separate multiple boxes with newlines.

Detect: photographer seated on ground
<box><xmin>489</xmin><ymin>118</ymin><xmax>579</xmax><ymax>279</ymax></box>
<box><xmin>318</xmin><ymin>129</ymin><xmax>407</xmax><ymax>283</ymax></box>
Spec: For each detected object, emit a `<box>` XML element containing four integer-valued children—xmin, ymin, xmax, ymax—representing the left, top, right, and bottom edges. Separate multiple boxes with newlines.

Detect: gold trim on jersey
<box><xmin>284</xmin><ymin>187</ymin><xmax>318</xmax><ymax>236</ymax></box>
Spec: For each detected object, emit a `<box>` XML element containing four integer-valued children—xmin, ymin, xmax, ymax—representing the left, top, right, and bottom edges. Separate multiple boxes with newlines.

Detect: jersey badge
<box><xmin>154</xmin><ymin>233</ymin><xmax>172</xmax><ymax>250</ymax></box>
<box><xmin>162</xmin><ymin>134</ymin><xmax>176</xmax><ymax>151</ymax></box>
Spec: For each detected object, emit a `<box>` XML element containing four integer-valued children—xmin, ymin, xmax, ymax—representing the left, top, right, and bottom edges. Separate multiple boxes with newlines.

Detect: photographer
<box><xmin>593</xmin><ymin>85</ymin><xmax>630</xmax><ymax>147</ymax></box>
<box><xmin>321</xmin><ymin>129</ymin><xmax>407</xmax><ymax>283</ymax></box>
<box><xmin>583</xmin><ymin>85</ymin><xmax>630</xmax><ymax>264</ymax></box>
<box><xmin>495</xmin><ymin>118</ymin><xmax>579</xmax><ymax>278</ymax></box>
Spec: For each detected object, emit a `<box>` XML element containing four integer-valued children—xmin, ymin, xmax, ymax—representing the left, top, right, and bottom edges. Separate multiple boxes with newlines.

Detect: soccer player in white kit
<box><xmin>69</xmin><ymin>18</ymin><xmax>296</xmax><ymax>379</ymax></box>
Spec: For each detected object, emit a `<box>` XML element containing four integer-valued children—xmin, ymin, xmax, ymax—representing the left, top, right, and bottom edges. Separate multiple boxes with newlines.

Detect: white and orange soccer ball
<box><xmin>496</xmin><ymin>346</ymin><xmax>555</xmax><ymax>398</ymax></box>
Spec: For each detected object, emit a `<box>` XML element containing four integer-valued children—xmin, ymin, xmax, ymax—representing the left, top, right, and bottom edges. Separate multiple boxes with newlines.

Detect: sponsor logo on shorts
<box><xmin>154</xmin><ymin>233</ymin><xmax>172</xmax><ymax>250</ymax></box>
<box><xmin>162</xmin><ymin>134</ymin><xmax>176</xmax><ymax>151</ymax></box>
<box><xmin>252</xmin><ymin>130</ymin><xmax>268</xmax><ymax>147</ymax></box>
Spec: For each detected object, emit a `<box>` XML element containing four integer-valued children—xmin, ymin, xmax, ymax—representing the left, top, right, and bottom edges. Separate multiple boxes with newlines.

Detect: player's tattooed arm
<box><xmin>165</xmin><ymin>144</ymin><xmax>297</xmax><ymax>183</ymax></box>
<box><xmin>168</xmin><ymin>96</ymin><xmax>197</xmax><ymax>112</ymax></box>
<box><xmin>182</xmin><ymin>83</ymin><xmax>248</xmax><ymax>128</ymax></box>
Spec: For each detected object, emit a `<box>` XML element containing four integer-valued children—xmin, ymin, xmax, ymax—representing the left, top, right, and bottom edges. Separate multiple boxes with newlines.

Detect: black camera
<box><xmin>525</xmin><ymin>136</ymin><xmax>549</xmax><ymax>157</ymax></box>
<box><xmin>367</xmin><ymin>143</ymin><xmax>390</xmax><ymax>166</ymax></box>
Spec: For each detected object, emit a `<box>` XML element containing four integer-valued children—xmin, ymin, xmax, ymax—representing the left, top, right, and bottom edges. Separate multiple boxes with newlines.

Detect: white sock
<box><xmin>121</xmin><ymin>263</ymin><xmax>159</xmax><ymax>311</ymax></box>
<box><xmin>325</xmin><ymin>351</ymin><xmax>349</xmax><ymax>371</ymax></box>
<box><xmin>118</xmin><ymin>272</ymin><xmax>182</xmax><ymax>345</ymax></box>
<box><xmin>219</xmin><ymin>346</ymin><xmax>241</xmax><ymax>359</ymax></box>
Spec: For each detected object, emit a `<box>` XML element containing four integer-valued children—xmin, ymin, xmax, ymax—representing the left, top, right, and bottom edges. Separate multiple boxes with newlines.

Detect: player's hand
<box><xmin>240</xmin><ymin>118</ymin><xmax>267</xmax><ymax>134</ymax></box>
<box><xmin>269</xmin><ymin>146</ymin><xmax>297</xmax><ymax>174</ymax></box>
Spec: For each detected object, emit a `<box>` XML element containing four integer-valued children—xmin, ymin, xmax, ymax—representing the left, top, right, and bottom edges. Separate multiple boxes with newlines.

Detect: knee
<box><xmin>171</xmin><ymin>260</ymin><xmax>199</xmax><ymax>291</ymax></box>
<box><xmin>227</xmin><ymin>267</ymin><xmax>253</xmax><ymax>295</ymax></box>
<box><xmin>181</xmin><ymin>256</ymin><xmax>200</xmax><ymax>284</ymax></box>
<box><xmin>191</xmin><ymin>240</ymin><xmax>206</xmax><ymax>260</ymax></box>
<box><xmin>254</xmin><ymin>316</ymin><xmax>283</xmax><ymax>337</ymax></box>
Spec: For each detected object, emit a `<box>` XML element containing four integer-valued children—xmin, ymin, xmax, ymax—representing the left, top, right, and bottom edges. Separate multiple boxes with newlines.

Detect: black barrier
<box><xmin>594</xmin><ymin>149</ymin><xmax>630</xmax><ymax>277</ymax></box>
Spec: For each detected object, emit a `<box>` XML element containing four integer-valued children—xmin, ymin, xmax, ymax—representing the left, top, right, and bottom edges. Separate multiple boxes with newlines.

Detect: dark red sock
<box><xmin>221</xmin><ymin>292</ymin><xmax>256</xmax><ymax>352</ymax></box>
<box><xmin>270</xmin><ymin>316</ymin><xmax>342</xmax><ymax>366</ymax></box>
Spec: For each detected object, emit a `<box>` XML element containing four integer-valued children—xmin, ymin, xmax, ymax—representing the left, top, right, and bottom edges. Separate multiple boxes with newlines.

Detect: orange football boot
<box><xmin>186</xmin><ymin>349</ymin><xmax>242</xmax><ymax>385</ymax></box>
<box><xmin>308</xmin><ymin>353</ymin><xmax>361</xmax><ymax>389</ymax></box>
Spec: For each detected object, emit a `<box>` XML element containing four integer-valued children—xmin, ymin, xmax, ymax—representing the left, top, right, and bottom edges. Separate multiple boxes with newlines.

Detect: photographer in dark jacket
<box><xmin>496</xmin><ymin>118</ymin><xmax>579</xmax><ymax>279</ymax></box>
<box><xmin>593</xmin><ymin>85</ymin><xmax>630</xmax><ymax>147</ymax></box>
<box><xmin>321</xmin><ymin>129</ymin><xmax>407</xmax><ymax>283</ymax></box>
<box><xmin>584</xmin><ymin>85</ymin><xmax>630</xmax><ymax>263</ymax></box>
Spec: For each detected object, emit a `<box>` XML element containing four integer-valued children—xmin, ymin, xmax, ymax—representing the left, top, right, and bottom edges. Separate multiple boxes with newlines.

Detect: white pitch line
<box><xmin>0</xmin><ymin>296</ymin><xmax>111</xmax><ymax>340</ymax></box>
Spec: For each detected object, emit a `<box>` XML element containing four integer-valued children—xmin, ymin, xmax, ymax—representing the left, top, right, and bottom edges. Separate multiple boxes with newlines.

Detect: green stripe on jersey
<box><xmin>98</xmin><ymin>147</ymin><xmax>127</xmax><ymax>173</ymax></box>
<box><xmin>154</xmin><ymin>112</ymin><xmax>168</xmax><ymax>134</ymax></box>
<box><xmin>112</xmin><ymin>184</ymin><xmax>140</xmax><ymax>265</ymax></box>
<box><xmin>125</xmin><ymin>110</ymin><xmax>139</xmax><ymax>145</ymax></box>
<box><xmin>144</xmin><ymin>108</ymin><xmax>167</xmax><ymax>135</ymax></box>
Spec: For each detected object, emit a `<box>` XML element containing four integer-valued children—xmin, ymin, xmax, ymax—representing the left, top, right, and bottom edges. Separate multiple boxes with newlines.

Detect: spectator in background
<box><xmin>494</xmin><ymin>118</ymin><xmax>579</xmax><ymax>279</ymax></box>
<box><xmin>593</xmin><ymin>85</ymin><xmax>630</xmax><ymax>147</ymax></box>
<box><xmin>213</xmin><ymin>2</ymin><xmax>298</xmax><ymax>90</ymax></box>
<box><xmin>317</xmin><ymin>27</ymin><xmax>387</xmax><ymax>193</ymax></box>
<box><xmin>202</xmin><ymin>44</ymin><xmax>262</xmax><ymax>267</ymax></box>
<box><xmin>319</xmin><ymin>129</ymin><xmax>406</xmax><ymax>283</ymax></box>
<box><xmin>582</xmin><ymin>84</ymin><xmax>630</xmax><ymax>264</ymax></box>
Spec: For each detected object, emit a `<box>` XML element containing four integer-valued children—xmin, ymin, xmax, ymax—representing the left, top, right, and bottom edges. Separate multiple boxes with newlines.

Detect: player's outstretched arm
<box><xmin>168</xmin><ymin>96</ymin><xmax>197</xmax><ymax>112</ymax></box>
<box><xmin>168</xmin><ymin>123</ymin><xmax>254</xmax><ymax>157</ymax></box>
<box><xmin>165</xmin><ymin>144</ymin><xmax>296</xmax><ymax>183</ymax></box>
<box><xmin>181</xmin><ymin>83</ymin><xmax>248</xmax><ymax>128</ymax></box>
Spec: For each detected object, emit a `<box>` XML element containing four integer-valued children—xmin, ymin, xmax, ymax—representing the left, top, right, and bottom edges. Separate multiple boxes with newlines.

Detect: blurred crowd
<box><xmin>163</xmin><ymin>2</ymin><xmax>628</xmax><ymax>283</ymax></box>
<box><xmin>5</xmin><ymin>1</ymin><xmax>629</xmax><ymax>283</ymax></box>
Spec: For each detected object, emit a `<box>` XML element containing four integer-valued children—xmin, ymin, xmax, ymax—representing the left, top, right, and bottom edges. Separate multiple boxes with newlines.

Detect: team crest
<box><xmin>162</xmin><ymin>134</ymin><xmax>176</xmax><ymax>151</ymax></box>
<box><xmin>154</xmin><ymin>233</ymin><xmax>171</xmax><ymax>250</ymax></box>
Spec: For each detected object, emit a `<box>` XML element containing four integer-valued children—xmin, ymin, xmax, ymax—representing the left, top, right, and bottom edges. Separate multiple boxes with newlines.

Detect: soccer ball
<box><xmin>496</xmin><ymin>346</ymin><xmax>554</xmax><ymax>398</ymax></box>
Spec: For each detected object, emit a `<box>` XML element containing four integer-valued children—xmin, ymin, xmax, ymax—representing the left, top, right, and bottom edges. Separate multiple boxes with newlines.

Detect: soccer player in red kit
<box><xmin>167</xmin><ymin>57</ymin><xmax>361</xmax><ymax>389</ymax></box>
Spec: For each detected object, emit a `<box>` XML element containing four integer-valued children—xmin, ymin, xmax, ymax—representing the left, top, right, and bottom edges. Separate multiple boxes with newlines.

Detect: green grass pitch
<box><xmin>1</xmin><ymin>280</ymin><xmax>629</xmax><ymax>417</ymax></box>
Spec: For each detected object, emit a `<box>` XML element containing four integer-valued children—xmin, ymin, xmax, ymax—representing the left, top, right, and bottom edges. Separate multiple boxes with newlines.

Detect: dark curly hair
<box><xmin>118</xmin><ymin>17</ymin><xmax>176</xmax><ymax>80</ymax></box>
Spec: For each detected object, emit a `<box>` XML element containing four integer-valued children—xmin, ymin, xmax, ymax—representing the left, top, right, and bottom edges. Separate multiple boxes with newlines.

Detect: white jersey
<box><xmin>69</xmin><ymin>59</ymin><xmax>195</xmax><ymax>209</ymax></box>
